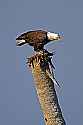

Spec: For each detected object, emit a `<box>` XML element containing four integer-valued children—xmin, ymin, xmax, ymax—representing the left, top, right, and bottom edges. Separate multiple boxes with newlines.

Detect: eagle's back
<box><xmin>20</xmin><ymin>30</ymin><xmax>48</xmax><ymax>50</ymax></box>
<box><xmin>25</xmin><ymin>30</ymin><xmax>47</xmax><ymax>45</ymax></box>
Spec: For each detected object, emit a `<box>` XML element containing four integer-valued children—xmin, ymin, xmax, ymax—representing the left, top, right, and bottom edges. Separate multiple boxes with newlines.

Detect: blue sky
<box><xmin>0</xmin><ymin>0</ymin><xmax>83</xmax><ymax>125</ymax></box>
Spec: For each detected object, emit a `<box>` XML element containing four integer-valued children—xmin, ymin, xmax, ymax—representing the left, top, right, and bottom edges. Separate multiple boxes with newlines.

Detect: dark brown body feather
<box><xmin>16</xmin><ymin>30</ymin><xmax>49</xmax><ymax>51</ymax></box>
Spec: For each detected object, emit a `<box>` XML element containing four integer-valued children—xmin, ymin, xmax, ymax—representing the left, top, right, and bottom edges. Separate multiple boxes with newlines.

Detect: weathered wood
<box><xmin>27</xmin><ymin>52</ymin><xmax>66</xmax><ymax>125</ymax></box>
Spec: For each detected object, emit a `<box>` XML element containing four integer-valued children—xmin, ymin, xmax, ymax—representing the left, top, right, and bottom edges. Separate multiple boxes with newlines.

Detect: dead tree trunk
<box><xmin>27</xmin><ymin>51</ymin><xmax>66</xmax><ymax>125</ymax></box>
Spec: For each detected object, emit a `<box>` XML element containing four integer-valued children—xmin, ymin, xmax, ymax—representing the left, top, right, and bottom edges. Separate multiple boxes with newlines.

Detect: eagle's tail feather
<box><xmin>16</xmin><ymin>39</ymin><xmax>26</xmax><ymax>46</ymax></box>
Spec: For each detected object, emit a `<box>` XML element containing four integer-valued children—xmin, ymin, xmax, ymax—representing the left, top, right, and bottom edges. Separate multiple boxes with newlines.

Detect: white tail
<box><xmin>16</xmin><ymin>39</ymin><xmax>26</xmax><ymax>46</ymax></box>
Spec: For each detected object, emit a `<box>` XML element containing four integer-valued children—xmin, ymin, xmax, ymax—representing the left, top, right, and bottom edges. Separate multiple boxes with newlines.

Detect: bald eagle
<box><xmin>16</xmin><ymin>30</ymin><xmax>63</xmax><ymax>51</ymax></box>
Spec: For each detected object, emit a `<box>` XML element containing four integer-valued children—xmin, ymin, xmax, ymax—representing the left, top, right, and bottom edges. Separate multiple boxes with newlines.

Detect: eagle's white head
<box><xmin>47</xmin><ymin>32</ymin><xmax>64</xmax><ymax>41</ymax></box>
